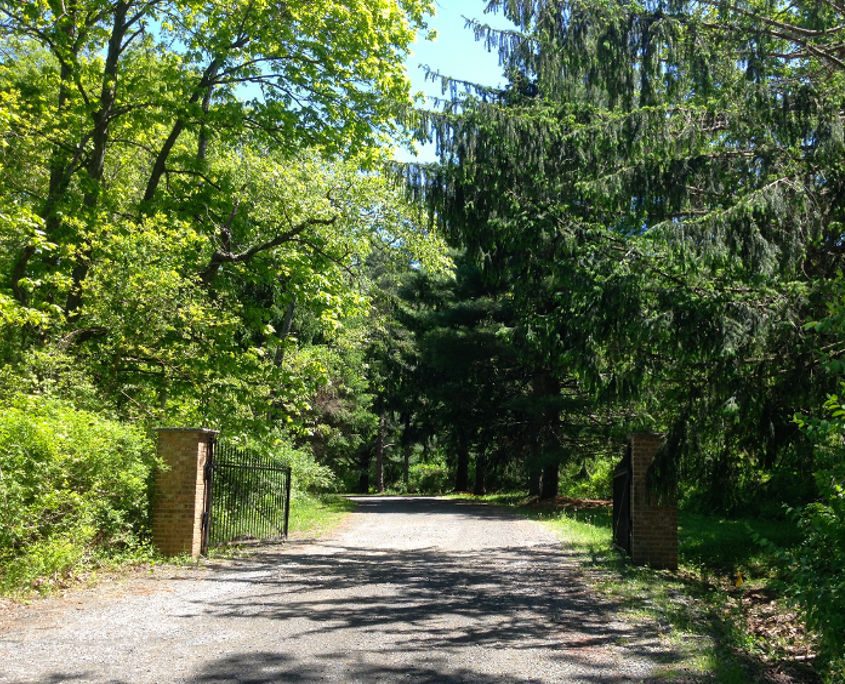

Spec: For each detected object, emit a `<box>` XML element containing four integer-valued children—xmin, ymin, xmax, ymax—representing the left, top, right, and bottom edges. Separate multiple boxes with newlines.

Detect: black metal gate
<box><xmin>202</xmin><ymin>438</ymin><xmax>292</xmax><ymax>554</ymax></box>
<box><xmin>612</xmin><ymin>444</ymin><xmax>632</xmax><ymax>554</ymax></box>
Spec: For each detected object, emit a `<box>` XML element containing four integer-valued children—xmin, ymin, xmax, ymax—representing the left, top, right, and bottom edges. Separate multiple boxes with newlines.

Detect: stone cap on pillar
<box><xmin>155</xmin><ymin>427</ymin><xmax>219</xmax><ymax>434</ymax></box>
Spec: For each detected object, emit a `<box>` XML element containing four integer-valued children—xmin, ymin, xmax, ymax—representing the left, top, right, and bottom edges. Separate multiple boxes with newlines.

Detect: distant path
<box><xmin>0</xmin><ymin>497</ymin><xmax>677</xmax><ymax>683</ymax></box>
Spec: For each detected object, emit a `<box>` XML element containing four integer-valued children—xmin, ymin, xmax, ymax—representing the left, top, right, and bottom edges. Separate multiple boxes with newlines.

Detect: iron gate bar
<box><xmin>200</xmin><ymin>434</ymin><xmax>216</xmax><ymax>556</ymax></box>
<box><xmin>203</xmin><ymin>439</ymin><xmax>293</xmax><ymax>551</ymax></box>
<box><xmin>213</xmin><ymin>463</ymin><xmax>293</xmax><ymax>473</ymax></box>
<box><xmin>283</xmin><ymin>463</ymin><xmax>291</xmax><ymax>538</ymax></box>
<box><xmin>612</xmin><ymin>444</ymin><xmax>632</xmax><ymax>555</ymax></box>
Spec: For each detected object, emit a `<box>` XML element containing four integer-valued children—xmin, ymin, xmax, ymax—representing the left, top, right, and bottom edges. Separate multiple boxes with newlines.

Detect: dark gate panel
<box><xmin>203</xmin><ymin>439</ymin><xmax>292</xmax><ymax>553</ymax></box>
<box><xmin>612</xmin><ymin>444</ymin><xmax>632</xmax><ymax>554</ymax></box>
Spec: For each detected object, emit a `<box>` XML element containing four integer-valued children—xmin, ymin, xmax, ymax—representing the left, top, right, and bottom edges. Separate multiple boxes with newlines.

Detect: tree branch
<box><xmin>200</xmin><ymin>215</ymin><xmax>338</xmax><ymax>284</ymax></box>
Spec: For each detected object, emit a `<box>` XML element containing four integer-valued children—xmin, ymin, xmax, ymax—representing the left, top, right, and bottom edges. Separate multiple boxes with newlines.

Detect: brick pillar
<box><xmin>152</xmin><ymin>428</ymin><xmax>217</xmax><ymax>558</ymax></box>
<box><xmin>629</xmin><ymin>432</ymin><xmax>678</xmax><ymax>570</ymax></box>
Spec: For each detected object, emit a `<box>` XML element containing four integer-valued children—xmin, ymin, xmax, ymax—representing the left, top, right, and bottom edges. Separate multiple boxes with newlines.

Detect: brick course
<box><xmin>151</xmin><ymin>428</ymin><xmax>217</xmax><ymax>558</ymax></box>
<box><xmin>629</xmin><ymin>432</ymin><xmax>678</xmax><ymax>570</ymax></box>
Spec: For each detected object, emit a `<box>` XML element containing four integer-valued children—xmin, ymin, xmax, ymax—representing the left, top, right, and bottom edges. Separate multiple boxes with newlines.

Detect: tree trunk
<box><xmin>455</xmin><ymin>429</ymin><xmax>470</xmax><ymax>492</ymax></box>
<box><xmin>375</xmin><ymin>412</ymin><xmax>386</xmax><ymax>493</ymax></box>
<box><xmin>143</xmin><ymin>58</ymin><xmax>223</xmax><ymax>204</ymax></box>
<box><xmin>473</xmin><ymin>448</ymin><xmax>487</xmax><ymax>496</ymax></box>
<box><xmin>197</xmin><ymin>83</ymin><xmax>215</xmax><ymax>162</ymax></box>
<box><xmin>402</xmin><ymin>444</ymin><xmax>411</xmax><ymax>487</ymax></box>
<box><xmin>540</xmin><ymin>461</ymin><xmax>559</xmax><ymax>500</ymax></box>
<box><xmin>13</xmin><ymin>44</ymin><xmax>76</xmax><ymax>304</ymax></box>
<box><xmin>401</xmin><ymin>413</ymin><xmax>412</xmax><ymax>488</ymax></box>
<box><xmin>532</xmin><ymin>369</ymin><xmax>562</xmax><ymax>500</ymax></box>
<box><xmin>527</xmin><ymin>467</ymin><xmax>542</xmax><ymax>497</ymax></box>
<box><xmin>358</xmin><ymin>449</ymin><xmax>371</xmax><ymax>494</ymax></box>
<box><xmin>66</xmin><ymin>2</ymin><xmax>130</xmax><ymax>316</ymax></box>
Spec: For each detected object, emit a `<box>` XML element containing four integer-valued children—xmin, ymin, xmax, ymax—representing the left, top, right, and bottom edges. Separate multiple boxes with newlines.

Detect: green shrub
<box><xmin>408</xmin><ymin>458</ymin><xmax>450</xmax><ymax>494</ymax></box>
<box><xmin>0</xmin><ymin>395</ymin><xmax>157</xmax><ymax>594</ymax></box>
<box><xmin>238</xmin><ymin>429</ymin><xmax>335</xmax><ymax>493</ymax></box>
<box><xmin>559</xmin><ymin>455</ymin><xmax>614</xmax><ymax>500</ymax></box>
<box><xmin>787</xmin><ymin>488</ymin><xmax>845</xmax><ymax>680</ymax></box>
<box><xmin>789</xmin><ymin>390</ymin><xmax>845</xmax><ymax>681</ymax></box>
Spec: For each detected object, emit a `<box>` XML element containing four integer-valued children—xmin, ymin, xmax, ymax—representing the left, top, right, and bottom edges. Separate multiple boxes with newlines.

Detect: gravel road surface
<box><xmin>0</xmin><ymin>497</ymin><xmax>680</xmax><ymax>683</ymax></box>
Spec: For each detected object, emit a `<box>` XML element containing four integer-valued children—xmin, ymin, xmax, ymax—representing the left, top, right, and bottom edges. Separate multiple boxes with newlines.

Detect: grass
<box><xmin>678</xmin><ymin>512</ymin><xmax>801</xmax><ymax>583</ymax></box>
<box><xmin>207</xmin><ymin>492</ymin><xmax>356</xmax><ymax>553</ymax></box>
<box><xmin>286</xmin><ymin>493</ymin><xmax>357</xmax><ymax>538</ymax></box>
<box><xmin>455</xmin><ymin>492</ymin><xmax>815</xmax><ymax>683</ymax></box>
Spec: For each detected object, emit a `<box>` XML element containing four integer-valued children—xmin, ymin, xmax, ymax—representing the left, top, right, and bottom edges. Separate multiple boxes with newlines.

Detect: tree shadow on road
<box><xmin>187</xmin><ymin>532</ymin><xmax>690</xmax><ymax>681</ymax></box>
<box><xmin>190</xmin><ymin>648</ymin><xmax>651</xmax><ymax>683</ymax></box>
<box><xmin>27</xmin><ymin>498</ymin><xmax>691</xmax><ymax>683</ymax></box>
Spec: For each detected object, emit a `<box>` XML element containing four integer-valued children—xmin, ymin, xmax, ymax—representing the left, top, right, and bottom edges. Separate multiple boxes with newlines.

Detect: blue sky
<box><xmin>396</xmin><ymin>1</ymin><xmax>516</xmax><ymax>162</ymax></box>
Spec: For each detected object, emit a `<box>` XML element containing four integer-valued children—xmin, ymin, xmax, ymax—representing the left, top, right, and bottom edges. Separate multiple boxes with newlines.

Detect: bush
<box><xmin>786</xmin><ymin>487</ymin><xmax>845</xmax><ymax>680</ymax></box>
<box><xmin>788</xmin><ymin>390</ymin><xmax>845</xmax><ymax>681</ymax></box>
<box><xmin>238</xmin><ymin>429</ymin><xmax>335</xmax><ymax>493</ymax></box>
<box><xmin>408</xmin><ymin>458</ymin><xmax>450</xmax><ymax>494</ymax></box>
<box><xmin>0</xmin><ymin>395</ymin><xmax>157</xmax><ymax>593</ymax></box>
<box><xmin>558</xmin><ymin>455</ymin><xmax>614</xmax><ymax>500</ymax></box>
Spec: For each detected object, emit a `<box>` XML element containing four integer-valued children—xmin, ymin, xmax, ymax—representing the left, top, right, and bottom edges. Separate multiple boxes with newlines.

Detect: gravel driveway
<box><xmin>0</xmin><ymin>497</ymin><xmax>679</xmax><ymax>683</ymax></box>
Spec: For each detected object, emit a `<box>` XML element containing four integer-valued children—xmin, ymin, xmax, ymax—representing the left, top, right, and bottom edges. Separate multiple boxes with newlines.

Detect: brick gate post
<box><xmin>152</xmin><ymin>428</ymin><xmax>218</xmax><ymax>558</ymax></box>
<box><xmin>629</xmin><ymin>432</ymin><xmax>678</xmax><ymax>570</ymax></box>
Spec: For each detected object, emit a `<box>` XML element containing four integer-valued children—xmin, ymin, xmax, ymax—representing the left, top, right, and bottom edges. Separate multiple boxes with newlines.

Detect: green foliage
<box><xmin>406</xmin><ymin>0</ymin><xmax>845</xmax><ymax>509</ymax></box>
<box><xmin>286</xmin><ymin>494</ymin><xmax>357</xmax><ymax>538</ymax></box>
<box><xmin>787</xmin><ymin>491</ymin><xmax>845</xmax><ymax>677</ymax></box>
<box><xmin>0</xmin><ymin>396</ymin><xmax>157</xmax><ymax>594</ymax></box>
<box><xmin>558</xmin><ymin>456</ymin><xmax>614</xmax><ymax>500</ymax></box>
<box><xmin>407</xmin><ymin>457</ymin><xmax>450</xmax><ymax>494</ymax></box>
<box><xmin>786</xmin><ymin>390</ymin><xmax>845</xmax><ymax>677</ymax></box>
<box><xmin>0</xmin><ymin>0</ymin><xmax>445</xmax><ymax>443</ymax></box>
<box><xmin>680</xmin><ymin>513</ymin><xmax>800</xmax><ymax>579</ymax></box>
<box><xmin>250</xmin><ymin>430</ymin><xmax>336</xmax><ymax>494</ymax></box>
<box><xmin>0</xmin><ymin>0</ymin><xmax>450</xmax><ymax>592</ymax></box>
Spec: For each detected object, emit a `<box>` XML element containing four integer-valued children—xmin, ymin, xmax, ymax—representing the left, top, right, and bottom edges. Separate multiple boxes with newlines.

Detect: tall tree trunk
<box><xmin>274</xmin><ymin>298</ymin><xmax>296</xmax><ymax>367</ymax></box>
<box><xmin>455</xmin><ymin>428</ymin><xmax>470</xmax><ymax>492</ymax></box>
<box><xmin>473</xmin><ymin>447</ymin><xmax>487</xmax><ymax>496</ymax></box>
<box><xmin>402</xmin><ymin>443</ymin><xmax>411</xmax><ymax>488</ymax></box>
<box><xmin>13</xmin><ymin>15</ymin><xmax>80</xmax><ymax>304</ymax></box>
<box><xmin>540</xmin><ymin>462</ymin><xmax>559</xmax><ymax>500</ymax></box>
<box><xmin>66</xmin><ymin>1</ymin><xmax>130</xmax><ymax>316</ymax></box>
<box><xmin>143</xmin><ymin>58</ymin><xmax>224</xmax><ymax>204</ymax></box>
<box><xmin>267</xmin><ymin>297</ymin><xmax>296</xmax><ymax>422</ymax></box>
<box><xmin>533</xmin><ymin>369</ymin><xmax>562</xmax><ymax>500</ymax></box>
<box><xmin>401</xmin><ymin>413</ymin><xmax>412</xmax><ymax>488</ymax></box>
<box><xmin>375</xmin><ymin>412</ymin><xmax>386</xmax><ymax>493</ymax></box>
<box><xmin>197</xmin><ymin>83</ymin><xmax>215</xmax><ymax>162</ymax></box>
<box><xmin>358</xmin><ymin>448</ymin><xmax>371</xmax><ymax>494</ymax></box>
<box><xmin>527</xmin><ymin>467</ymin><xmax>542</xmax><ymax>497</ymax></box>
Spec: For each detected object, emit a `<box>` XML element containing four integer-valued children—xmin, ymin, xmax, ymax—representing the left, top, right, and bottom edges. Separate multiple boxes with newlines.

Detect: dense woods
<box><xmin>0</xmin><ymin>0</ymin><xmax>445</xmax><ymax>592</ymax></box>
<box><xmin>2</xmin><ymin>0</ymin><xmax>845</xmax><ymax>678</ymax></box>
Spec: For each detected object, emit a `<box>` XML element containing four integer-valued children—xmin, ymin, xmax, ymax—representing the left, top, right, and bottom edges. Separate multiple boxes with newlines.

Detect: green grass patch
<box><xmin>679</xmin><ymin>512</ymin><xmax>800</xmax><ymax>583</ymax></box>
<box><xmin>287</xmin><ymin>493</ymin><xmax>357</xmax><ymax>538</ymax></box>
<box><xmin>475</xmin><ymin>494</ymin><xmax>800</xmax><ymax>584</ymax></box>
<box><xmin>454</xmin><ymin>493</ymin><xmax>813</xmax><ymax>682</ymax></box>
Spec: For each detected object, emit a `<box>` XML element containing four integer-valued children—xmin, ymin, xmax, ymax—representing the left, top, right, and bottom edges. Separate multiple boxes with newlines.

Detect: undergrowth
<box><xmin>0</xmin><ymin>396</ymin><xmax>159</xmax><ymax>598</ymax></box>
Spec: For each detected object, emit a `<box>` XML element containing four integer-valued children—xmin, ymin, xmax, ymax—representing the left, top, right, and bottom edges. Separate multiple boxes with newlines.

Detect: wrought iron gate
<box><xmin>612</xmin><ymin>444</ymin><xmax>632</xmax><ymax>554</ymax></box>
<box><xmin>202</xmin><ymin>438</ymin><xmax>292</xmax><ymax>554</ymax></box>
